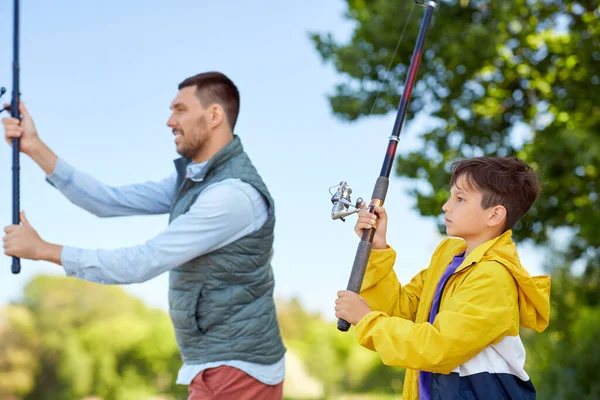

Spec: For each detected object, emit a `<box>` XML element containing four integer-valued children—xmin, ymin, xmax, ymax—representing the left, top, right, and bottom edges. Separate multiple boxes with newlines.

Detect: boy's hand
<box><xmin>354</xmin><ymin>202</ymin><xmax>388</xmax><ymax>249</ymax></box>
<box><xmin>335</xmin><ymin>290</ymin><xmax>372</xmax><ymax>326</ymax></box>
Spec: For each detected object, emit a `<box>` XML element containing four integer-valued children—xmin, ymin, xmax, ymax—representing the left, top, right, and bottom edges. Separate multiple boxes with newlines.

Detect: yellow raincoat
<box><xmin>355</xmin><ymin>230</ymin><xmax>551</xmax><ymax>400</ymax></box>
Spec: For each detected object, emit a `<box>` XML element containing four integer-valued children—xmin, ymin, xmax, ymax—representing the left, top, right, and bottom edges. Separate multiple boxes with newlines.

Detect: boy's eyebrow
<box><xmin>452</xmin><ymin>185</ymin><xmax>468</xmax><ymax>195</ymax></box>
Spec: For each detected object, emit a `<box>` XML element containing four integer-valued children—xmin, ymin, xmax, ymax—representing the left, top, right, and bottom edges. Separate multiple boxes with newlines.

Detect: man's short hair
<box><xmin>179</xmin><ymin>72</ymin><xmax>240</xmax><ymax>130</ymax></box>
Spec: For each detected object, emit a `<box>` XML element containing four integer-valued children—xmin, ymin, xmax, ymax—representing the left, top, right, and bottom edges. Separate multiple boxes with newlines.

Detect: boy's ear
<box><xmin>487</xmin><ymin>205</ymin><xmax>507</xmax><ymax>229</ymax></box>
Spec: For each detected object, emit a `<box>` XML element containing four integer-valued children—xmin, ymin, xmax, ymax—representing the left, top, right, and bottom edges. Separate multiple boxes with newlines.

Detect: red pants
<box><xmin>187</xmin><ymin>365</ymin><xmax>284</xmax><ymax>400</ymax></box>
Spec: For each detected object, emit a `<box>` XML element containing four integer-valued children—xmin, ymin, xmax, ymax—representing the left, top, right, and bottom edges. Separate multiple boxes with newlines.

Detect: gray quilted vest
<box><xmin>168</xmin><ymin>135</ymin><xmax>286</xmax><ymax>365</ymax></box>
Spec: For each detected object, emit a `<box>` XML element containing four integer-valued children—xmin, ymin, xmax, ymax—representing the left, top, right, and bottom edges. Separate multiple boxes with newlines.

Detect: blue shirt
<box><xmin>419</xmin><ymin>252</ymin><xmax>466</xmax><ymax>400</ymax></box>
<box><xmin>46</xmin><ymin>157</ymin><xmax>285</xmax><ymax>385</ymax></box>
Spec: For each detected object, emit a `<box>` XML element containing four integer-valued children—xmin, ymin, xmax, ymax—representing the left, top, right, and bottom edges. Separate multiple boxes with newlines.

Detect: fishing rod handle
<box><xmin>11</xmin><ymin>141</ymin><xmax>21</xmax><ymax>274</ymax></box>
<box><xmin>337</xmin><ymin>177</ymin><xmax>389</xmax><ymax>331</ymax></box>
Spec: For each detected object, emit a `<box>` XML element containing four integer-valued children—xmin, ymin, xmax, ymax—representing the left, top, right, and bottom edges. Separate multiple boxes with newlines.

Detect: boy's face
<box><xmin>442</xmin><ymin>175</ymin><xmax>505</xmax><ymax>240</ymax></box>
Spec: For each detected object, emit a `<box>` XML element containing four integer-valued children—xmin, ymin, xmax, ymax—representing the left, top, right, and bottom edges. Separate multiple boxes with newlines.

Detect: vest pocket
<box><xmin>169</xmin><ymin>309</ymin><xmax>198</xmax><ymax>332</ymax></box>
<box><xmin>169</xmin><ymin>284</ymin><xmax>205</xmax><ymax>334</ymax></box>
<box><xmin>193</xmin><ymin>285</ymin><xmax>205</xmax><ymax>334</ymax></box>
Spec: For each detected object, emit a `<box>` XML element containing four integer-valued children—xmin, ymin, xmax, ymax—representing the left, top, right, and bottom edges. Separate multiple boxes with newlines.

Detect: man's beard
<box><xmin>175</xmin><ymin>118</ymin><xmax>208</xmax><ymax>159</ymax></box>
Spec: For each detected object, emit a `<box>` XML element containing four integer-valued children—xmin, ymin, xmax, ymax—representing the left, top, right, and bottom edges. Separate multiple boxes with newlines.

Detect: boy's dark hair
<box><xmin>179</xmin><ymin>72</ymin><xmax>240</xmax><ymax>130</ymax></box>
<box><xmin>450</xmin><ymin>156</ymin><xmax>541</xmax><ymax>231</ymax></box>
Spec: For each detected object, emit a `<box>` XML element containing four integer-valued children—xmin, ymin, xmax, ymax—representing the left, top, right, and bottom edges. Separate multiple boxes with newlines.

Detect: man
<box><xmin>2</xmin><ymin>72</ymin><xmax>286</xmax><ymax>400</ymax></box>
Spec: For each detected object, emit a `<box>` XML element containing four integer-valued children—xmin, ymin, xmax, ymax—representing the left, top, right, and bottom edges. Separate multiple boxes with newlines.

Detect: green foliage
<box><xmin>278</xmin><ymin>298</ymin><xmax>405</xmax><ymax>397</ymax></box>
<box><xmin>0</xmin><ymin>305</ymin><xmax>39</xmax><ymax>400</ymax></box>
<box><xmin>524</xmin><ymin>263</ymin><xmax>600</xmax><ymax>399</ymax></box>
<box><xmin>1</xmin><ymin>277</ymin><xmax>406</xmax><ymax>400</ymax></box>
<box><xmin>311</xmin><ymin>0</ymin><xmax>599</xmax><ymax>263</ymax></box>
<box><xmin>9</xmin><ymin>274</ymin><xmax>599</xmax><ymax>399</ymax></box>
<box><xmin>0</xmin><ymin>276</ymin><xmax>186</xmax><ymax>400</ymax></box>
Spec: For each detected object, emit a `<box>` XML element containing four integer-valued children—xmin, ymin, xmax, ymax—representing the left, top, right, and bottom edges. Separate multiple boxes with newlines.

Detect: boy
<box><xmin>335</xmin><ymin>156</ymin><xmax>551</xmax><ymax>400</ymax></box>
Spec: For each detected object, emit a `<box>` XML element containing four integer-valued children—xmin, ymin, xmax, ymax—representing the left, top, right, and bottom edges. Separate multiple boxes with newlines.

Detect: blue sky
<box><xmin>0</xmin><ymin>0</ymin><xmax>546</xmax><ymax>318</ymax></box>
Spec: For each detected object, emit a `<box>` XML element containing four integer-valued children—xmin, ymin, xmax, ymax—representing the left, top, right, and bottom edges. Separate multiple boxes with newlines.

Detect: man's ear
<box><xmin>488</xmin><ymin>205</ymin><xmax>507</xmax><ymax>229</ymax></box>
<box><xmin>208</xmin><ymin>104</ymin><xmax>226</xmax><ymax>129</ymax></box>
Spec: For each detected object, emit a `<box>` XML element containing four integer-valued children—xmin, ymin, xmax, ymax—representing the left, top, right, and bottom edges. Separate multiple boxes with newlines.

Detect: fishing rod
<box><xmin>330</xmin><ymin>0</ymin><xmax>438</xmax><ymax>332</ymax></box>
<box><xmin>0</xmin><ymin>0</ymin><xmax>22</xmax><ymax>274</ymax></box>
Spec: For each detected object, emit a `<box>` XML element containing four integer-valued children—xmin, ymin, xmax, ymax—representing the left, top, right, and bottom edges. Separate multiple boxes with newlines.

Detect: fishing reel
<box><xmin>0</xmin><ymin>87</ymin><xmax>8</xmax><ymax>114</ymax></box>
<box><xmin>330</xmin><ymin>181</ymin><xmax>364</xmax><ymax>222</ymax></box>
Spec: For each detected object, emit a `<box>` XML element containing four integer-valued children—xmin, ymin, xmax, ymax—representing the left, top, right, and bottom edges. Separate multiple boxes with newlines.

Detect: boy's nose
<box><xmin>442</xmin><ymin>202</ymin><xmax>450</xmax><ymax>213</ymax></box>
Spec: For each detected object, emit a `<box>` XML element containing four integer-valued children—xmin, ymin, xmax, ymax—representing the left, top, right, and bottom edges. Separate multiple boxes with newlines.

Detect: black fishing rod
<box><xmin>330</xmin><ymin>0</ymin><xmax>438</xmax><ymax>331</ymax></box>
<box><xmin>1</xmin><ymin>0</ymin><xmax>22</xmax><ymax>274</ymax></box>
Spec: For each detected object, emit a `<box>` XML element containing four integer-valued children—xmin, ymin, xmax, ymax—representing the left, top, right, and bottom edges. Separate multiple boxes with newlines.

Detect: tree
<box><xmin>1</xmin><ymin>279</ymin><xmax>404</xmax><ymax>399</ymax></box>
<box><xmin>0</xmin><ymin>305</ymin><xmax>39</xmax><ymax>400</ymax></box>
<box><xmin>311</xmin><ymin>0</ymin><xmax>599</xmax><ymax>273</ymax></box>
<box><xmin>523</xmin><ymin>255</ymin><xmax>600</xmax><ymax>399</ymax></box>
<box><xmin>18</xmin><ymin>276</ymin><xmax>185</xmax><ymax>400</ymax></box>
<box><xmin>277</xmin><ymin>297</ymin><xmax>405</xmax><ymax>397</ymax></box>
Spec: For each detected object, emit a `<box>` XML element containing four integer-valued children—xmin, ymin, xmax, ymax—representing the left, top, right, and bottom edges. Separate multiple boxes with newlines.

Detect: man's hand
<box><xmin>335</xmin><ymin>290</ymin><xmax>372</xmax><ymax>326</ymax></box>
<box><xmin>2</xmin><ymin>102</ymin><xmax>57</xmax><ymax>175</ymax></box>
<box><xmin>2</xmin><ymin>102</ymin><xmax>42</xmax><ymax>156</ymax></box>
<box><xmin>4</xmin><ymin>211</ymin><xmax>48</xmax><ymax>260</ymax></box>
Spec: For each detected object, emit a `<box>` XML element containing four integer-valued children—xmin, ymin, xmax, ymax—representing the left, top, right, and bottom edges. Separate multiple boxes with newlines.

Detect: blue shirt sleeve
<box><xmin>46</xmin><ymin>157</ymin><xmax>176</xmax><ymax>216</ymax></box>
<box><xmin>60</xmin><ymin>178</ymin><xmax>269</xmax><ymax>284</ymax></box>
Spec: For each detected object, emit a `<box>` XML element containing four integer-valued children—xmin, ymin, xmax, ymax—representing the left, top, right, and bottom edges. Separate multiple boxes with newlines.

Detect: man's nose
<box><xmin>166</xmin><ymin>114</ymin><xmax>178</xmax><ymax>128</ymax></box>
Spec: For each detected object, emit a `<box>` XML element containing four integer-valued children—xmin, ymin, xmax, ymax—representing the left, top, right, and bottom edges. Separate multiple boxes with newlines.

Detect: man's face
<box><xmin>441</xmin><ymin>175</ymin><xmax>491</xmax><ymax>240</ymax></box>
<box><xmin>167</xmin><ymin>86</ymin><xmax>210</xmax><ymax>160</ymax></box>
